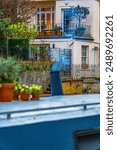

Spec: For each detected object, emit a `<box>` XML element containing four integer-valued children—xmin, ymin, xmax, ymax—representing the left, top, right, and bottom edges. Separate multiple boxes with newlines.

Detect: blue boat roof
<box><xmin>0</xmin><ymin>94</ymin><xmax>100</xmax><ymax>128</ymax></box>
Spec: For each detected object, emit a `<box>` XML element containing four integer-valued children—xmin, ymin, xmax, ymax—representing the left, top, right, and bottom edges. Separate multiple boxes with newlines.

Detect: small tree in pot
<box><xmin>74</xmin><ymin>5</ymin><xmax>90</xmax><ymax>36</ymax></box>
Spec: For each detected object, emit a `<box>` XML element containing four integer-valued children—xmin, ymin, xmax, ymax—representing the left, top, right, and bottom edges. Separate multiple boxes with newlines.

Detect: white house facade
<box><xmin>30</xmin><ymin>0</ymin><xmax>100</xmax><ymax>77</ymax></box>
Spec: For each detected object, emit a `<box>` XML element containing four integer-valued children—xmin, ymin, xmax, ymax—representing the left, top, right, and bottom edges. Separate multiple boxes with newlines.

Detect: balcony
<box><xmin>36</xmin><ymin>23</ymin><xmax>93</xmax><ymax>39</ymax></box>
<box><xmin>37</xmin><ymin>30</ymin><xmax>63</xmax><ymax>37</ymax></box>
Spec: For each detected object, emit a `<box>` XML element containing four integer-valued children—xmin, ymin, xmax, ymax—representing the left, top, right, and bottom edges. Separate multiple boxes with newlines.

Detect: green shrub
<box><xmin>0</xmin><ymin>56</ymin><xmax>21</xmax><ymax>83</ymax></box>
<box><xmin>8</xmin><ymin>38</ymin><xmax>29</xmax><ymax>60</ymax></box>
<box><xmin>0</xmin><ymin>37</ymin><xmax>7</xmax><ymax>56</ymax></box>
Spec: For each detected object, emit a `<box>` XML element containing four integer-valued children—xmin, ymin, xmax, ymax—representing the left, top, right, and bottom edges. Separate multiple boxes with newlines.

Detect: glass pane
<box><xmin>52</xmin><ymin>6</ymin><xmax>55</xmax><ymax>11</ymax></box>
<box><xmin>37</xmin><ymin>14</ymin><xmax>40</xmax><ymax>22</ymax></box>
<box><xmin>37</xmin><ymin>14</ymin><xmax>40</xmax><ymax>30</ymax></box>
<box><xmin>81</xmin><ymin>46</ymin><xmax>89</xmax><ymax>65</ymax></box>
<box><xmin>52</xmin><ymin>13</ymin><xmax>55</xmax><ymax>28</ymax></box>
<box><xmin>47</xmin><ymin>13</ymin><xmax>51</xmax><ymax>30</ymax></box>
<box><xmin>41</xmin><ymin>14</ymin><xmax>46</xmax><ymax>30</ymax></box>
<box><xmin>64</xmin><ymin>9</ymin><xmax>76</xmax><ymax>33</ymax></box>
<box><xmin>82</xmin><ymin>50</ymin><xmax>86</xmax><ymax>57</ymax></box>
<box><xmin>38</xmin><ymin>6</ymin><xmax>55</xmax><ymax>31</ymax></box>
<box><xmin>82</xmin><ymin>57</ymin><xmax>86</xmax><ymax>64</ymax></box>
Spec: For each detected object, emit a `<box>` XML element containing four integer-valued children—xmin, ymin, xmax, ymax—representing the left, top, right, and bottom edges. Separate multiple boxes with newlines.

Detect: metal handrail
<box><xmin>37</xmin><ymin>23</ymin><xmax>91</xmax><ymax>36</ymax></box>
<box><xmin>0</xmin><ymin>102</ymin><xmax>100</xmax><ymax>119</ymax></box>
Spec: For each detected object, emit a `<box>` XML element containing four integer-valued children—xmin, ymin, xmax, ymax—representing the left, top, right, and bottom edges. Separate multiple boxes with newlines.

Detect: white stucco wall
<box><xmin>55</xmin><ymin>0</ymin><xmax>99</xmax><ymax>43</ymax></box>
<box><xmin>31</xmin><ymin>38</ymin><xmax>72</xmax><ymax>49</ymax></box>
<box><xmin>92</xmin><ymin>0</ymin><xmax>100</xmax><ymax>43</ymax></box>
<box><xmin>31</xmin><ymin>39</ymin><xmax>99</xmax><ymax>65</ymax></box>
<box><xmin>72</xmin><ymin>40</ymin><xmax>99</xmax><ymax>65</ymax></box>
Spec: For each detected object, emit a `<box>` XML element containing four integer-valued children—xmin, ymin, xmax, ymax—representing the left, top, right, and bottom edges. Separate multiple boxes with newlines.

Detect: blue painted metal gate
<box><xmin>50</xmin><ymin>48</ymin><xmax>71</xmax><ymax>77</ymax></box>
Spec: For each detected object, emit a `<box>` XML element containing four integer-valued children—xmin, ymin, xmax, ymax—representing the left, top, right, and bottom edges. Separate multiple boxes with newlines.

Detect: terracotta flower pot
<box><xmin>0</xmin><ymin>83</ymin><xmax>15</xmax><ymax>102</ymax></box>
<box><xmin>31</xmin><ymin>94</ymin><xmax>40</xmax><ymax>101</ymax></box>
<box><xmin>13</xmin><ymin>92</ymin><xmax>20</xmax><ymax>100</ymax></box>
<box><xmin>20</xmin><ymin>92</ymin><xmax>30</xmax><ymax>101</ymax></box>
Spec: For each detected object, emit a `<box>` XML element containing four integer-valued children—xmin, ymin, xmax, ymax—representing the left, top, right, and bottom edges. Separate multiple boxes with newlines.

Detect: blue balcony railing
<box><xmin>36</xmin><ymin>23</ymin><xmax>92</xmax><ymax>38</ymax></box>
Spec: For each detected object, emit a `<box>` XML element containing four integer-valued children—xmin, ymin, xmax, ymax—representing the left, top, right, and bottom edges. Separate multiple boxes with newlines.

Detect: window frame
<box><xmin>37</xmin><ymin>6</ymin><xmax>55</xmax><ymax>32</ymax></box>
<box><xmin>81</xmin><ymin>45</ymin><xmax>89</xmax><ymax>69</ymax></box>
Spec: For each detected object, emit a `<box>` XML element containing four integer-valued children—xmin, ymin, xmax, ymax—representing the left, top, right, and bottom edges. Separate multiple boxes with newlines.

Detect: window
<box><xmin>81</xmin><ymin>46</ymin><xmax>89</xmax><ymax>69</ymax></box>
<box><xmin>37</xmin><ymin>6</ymin><xmax>55</xmax><ymax>32</ymax></box>
<box><xmin>30</xmin><ymin>45</ymin><xmax>50</xmax><ymax>61</ymax></box>
<box><xmin>74</xmin><ymin>129</ymin><xmax>100</xmax><ymax>150</ymax></box>
<box><xmin>63</xmin><ymin>9</ymin><xmax>76</xmax><ymax>33</ymax></box>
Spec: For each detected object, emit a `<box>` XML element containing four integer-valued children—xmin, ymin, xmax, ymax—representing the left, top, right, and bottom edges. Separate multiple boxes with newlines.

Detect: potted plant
<box><xmin>20</xmin><ymin>84</ymin><xmax>31</xmax><ymax>101</ymax></box>
<box><xmin>75</xmin><ymin>26</ymin><xmax>86</xmax><ymax>36</ymax></box>
<box><xmin>74</xmin><ymin>5</ymin><xmax>89</xmax><ymax>36</ymax></box>
<box><xmin>0</xmin><ymin>57</ymin><xmax>21</xmax><ymax>102</ymax></box>
<box><xmin>30</xmin><ymin>84</ymin><xmax>42</xmax><ymax>100</ymax></box>
<box><xmin>53</xmin><ymin>25</ymin><xmax>62</xmax><ymax>35</ymax></box>
<box><xmin>13</xmin><ymin>83</ymin><xmax>22</xmax><ymax>100</ymax></box>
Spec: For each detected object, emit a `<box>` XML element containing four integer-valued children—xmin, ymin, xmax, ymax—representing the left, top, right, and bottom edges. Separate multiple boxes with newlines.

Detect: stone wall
<box><xmin>19</xmin><ymin>71</ymin><xmax>50</xmax><ymax>92</ymax></box>
<box><xmin>82</xmin><ymin>77</ymin><xmax>100</xmax><ymax>94</ymax></box>
<box><xmin>19</xmin><ymin>72</ymin><xmax>100</xmax><ymax>95</ymax></box>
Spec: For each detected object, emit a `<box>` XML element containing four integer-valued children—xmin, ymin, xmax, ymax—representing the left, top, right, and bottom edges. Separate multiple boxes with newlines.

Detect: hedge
<box><xmin>8</xmin><ymin>38</ymin><xmax>29</xmax><ymax>60</ymax></box>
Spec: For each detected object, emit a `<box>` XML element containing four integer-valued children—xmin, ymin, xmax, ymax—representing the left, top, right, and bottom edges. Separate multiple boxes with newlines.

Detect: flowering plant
<box><xmin>30</xmin><ymin>84</ymin><xmax>42</xmax><ymax>95</ymax></box>
<box><xmin>20</xmin><ymin>84</ymin><xmax>31</xmax><ymax>93</ymax></box>
<box><xmin>14</xmin><ymin>84</ymin><xmax>22</xmax><ymax>94</ymax></box>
